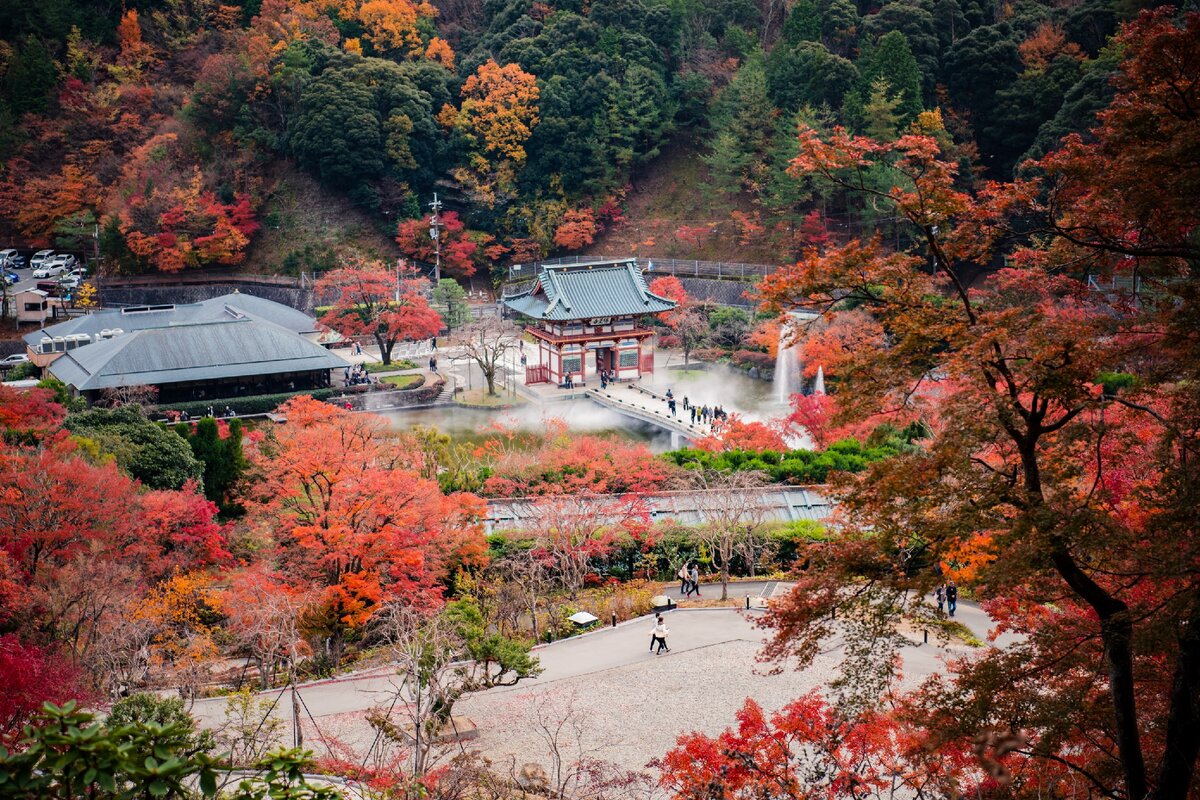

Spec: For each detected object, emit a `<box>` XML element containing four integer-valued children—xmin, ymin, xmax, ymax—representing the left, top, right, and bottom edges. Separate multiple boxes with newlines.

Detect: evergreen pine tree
<box><xmin>862</xmin><ymin>76</ymin><xmax>904</xmax><ymax>141</ymax></box>
<box><xmin>781</xmin><ymin>0</ymin><xmax>822</xmax><ymax>44</ymax></box>
<box><xmin>855</xmin><ymin>31</ymin><xmax>924</xmax><ymax>123</ymax></box>
<box><xmin>4</xmin><ymin>35</ymin><xmax>58</xmax><ymax>115</ymax></box>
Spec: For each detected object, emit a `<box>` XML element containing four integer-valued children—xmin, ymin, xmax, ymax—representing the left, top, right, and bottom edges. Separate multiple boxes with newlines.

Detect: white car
<box><xmin>0</xmin><ymin>249</ymin><xmax>23</xmax><ymax>268</ymax></box>
<box><xmin>33</xmin><ymin>254</ymin><xmax>75</xmax><ymax>278</ymax></box>
<box><xmin>33</xmin><ymin>262</ymin><xmax>66</xmax><ymax>278</ymax></box>
<box><xmin>29</xmin><ymin>250</ymin><xmax>55</xmax><ymax>270</ymax></box>
<box><xmin>58</xmin><ymin>275</ymin><xmax>80</xmax><ymax>290</ymax></box>
<box><xmin>0</xmin><ymin>354</ymin><xmax>29</xmax><ymax>366</ymax></box>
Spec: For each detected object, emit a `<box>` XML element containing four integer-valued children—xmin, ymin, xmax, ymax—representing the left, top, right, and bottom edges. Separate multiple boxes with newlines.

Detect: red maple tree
<box><xmin>315</xmin><ymin>255</ymin><xmax>443</xmax><ymax>365</ymax></box>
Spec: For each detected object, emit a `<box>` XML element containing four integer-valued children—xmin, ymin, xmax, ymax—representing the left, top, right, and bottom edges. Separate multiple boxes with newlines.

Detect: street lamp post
<box><xmin>428</xmin><ymin>194</ymin><xmax>443</xmax><ymax>284</ymax></box>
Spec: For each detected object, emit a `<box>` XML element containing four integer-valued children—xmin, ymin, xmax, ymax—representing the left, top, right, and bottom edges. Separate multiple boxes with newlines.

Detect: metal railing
<box><xmin>508</xmin><ymin>255</ymin><xmax>778</xmax><ymax>282</ymax></box>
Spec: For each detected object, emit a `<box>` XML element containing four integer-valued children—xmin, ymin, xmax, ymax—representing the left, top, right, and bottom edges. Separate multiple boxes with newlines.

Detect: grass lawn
<box><xmin>381</xmin><ymin>374</ymin><xmax>424</xmax><ymax>389</ymax></box>
<box><xmin>365</xmin><ymin>359</ymin><xmax>417</xmax><ymax>373</ymax></box>
<box><xmin>454</xmin><ymin>388</ymin><xmax>525</xmax><ymax>408</ymax></box>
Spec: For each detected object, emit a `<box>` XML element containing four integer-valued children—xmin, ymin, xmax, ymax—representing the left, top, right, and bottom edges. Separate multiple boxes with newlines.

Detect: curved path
<box><xmin>190</xmin><ymin>600</ymin><xmax>1014</xmax><ymax>773</ymax></box>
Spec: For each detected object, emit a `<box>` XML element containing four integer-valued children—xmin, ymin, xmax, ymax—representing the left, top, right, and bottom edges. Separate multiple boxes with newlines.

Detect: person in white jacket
<box><xmin>650</xmin><ymin>616</ymin><xmax>670</xmax><ymax>654</ymax></box>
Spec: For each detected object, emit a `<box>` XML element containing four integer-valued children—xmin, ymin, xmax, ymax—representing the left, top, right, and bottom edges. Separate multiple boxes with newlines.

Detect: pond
<box><xmin>379</xmin><ymin>399</ymin><xmax>679</xmax><ymax>450</ymax></box>
<box><xmin>378</xmin><ymin>362</ymin><xmax>789</xmax><ymax>451</ymax></box>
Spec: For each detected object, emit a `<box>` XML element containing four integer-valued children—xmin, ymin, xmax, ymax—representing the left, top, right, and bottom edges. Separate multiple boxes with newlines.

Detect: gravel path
<box><xmin>194</xmin><ymin>609</ymin><xmax>969</xmax><ymax>777</ymax></box>
<box><xmin>456</xmin><ymin>638</ymin><xmax>841</xmax><ymax>773</ymax></box>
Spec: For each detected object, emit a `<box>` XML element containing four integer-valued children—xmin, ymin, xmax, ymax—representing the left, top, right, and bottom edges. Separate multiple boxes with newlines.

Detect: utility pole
<box><xmin>428</xmin><ymin>193</ymin><xmax>443</xmax><ymax>284</ymax></box>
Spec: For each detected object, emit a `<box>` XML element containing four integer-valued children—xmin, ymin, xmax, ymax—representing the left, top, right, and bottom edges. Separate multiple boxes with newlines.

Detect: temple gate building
<box><xmin>502</xmin><ymin>260</ymin><xmax>676</xmax><ymax>386</ymax></box>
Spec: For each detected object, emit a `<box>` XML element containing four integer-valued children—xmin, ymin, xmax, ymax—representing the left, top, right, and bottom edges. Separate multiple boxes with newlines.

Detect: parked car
<box><xmin>33</xmin><ymin>255</ymin><xmax>73</xmax><ymax>278</ymax></box>
<box><xmin>0</xmin><ymin>249</ymin><xmax>25</xmax><ymax>268</ymax></box>
<box><xmin>1</xmin><ymin>270</ymin><xmax>17</xmax><ymax>285</ymax></box>
<box><xmin>58</xmin><ymin>275</ymin><xmax>80</xmax><ymax>290</ymax></box>
<box><xmin>66</xmin><ymin>267</ymin><xmax>88</xmax><ymax>281</ymax></box>
<box><xmin>29</xmin><ymin>250</ymin><xmax>55</xmax><ymax>270</ymax></box>
<box><xmin>33</xmin><ymin>264</ymin><xmax>65</xmax><ymax>279</ymax></box>
<box><xmin>0</xmin><ymin>353</ymin><xmax>29</xmax><ymax>366</ymax></box>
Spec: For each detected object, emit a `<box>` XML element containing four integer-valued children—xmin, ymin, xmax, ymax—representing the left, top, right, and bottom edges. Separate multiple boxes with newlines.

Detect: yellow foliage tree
<box><xmin>358</xmin><ymin>0</ymin><xmax>434</xmax><ymax>55</ymax></box>
<box><xmin>448</xmin><ymin>59</ymin><xmax>540</xmax><ymax>163</ymax></box>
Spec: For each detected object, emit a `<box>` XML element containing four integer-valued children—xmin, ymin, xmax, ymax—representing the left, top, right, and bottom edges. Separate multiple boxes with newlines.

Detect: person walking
<box><xmin>935</xmin><ymin>584</ymin><xmax>945</xmax><ymax>615</ymax></box>
<box><xmin>688</xmin><ymin>564</ymin><xmax>701</xmax><ymax>597</ymax></box>
<box><xmin>649</xmin><ymin>615</ymin><xmax>665</xmax><ymax>653</ymax></box>
<box><xmin>946</xmin><ymin>581</ymin><xmax>958</xmax><ymax>617</ymax></box>
<box><xmin>652</xmin><ymin>616</ymin><xmax>670</xmax><ymax>654</ymax></box>
<box><xmin>668</xmin><ymin>398</ymin><xmax>676</xmax><ymax>417</ymax></box>
<box><xmin>677</xmin><ymin>564</ymin><xmax>690</xmax><ymax>594</ymax></box>
<box><xmin>429</xmin><ymin>356</ymin><xmax>438</xmax><ymax>373</ymax></box>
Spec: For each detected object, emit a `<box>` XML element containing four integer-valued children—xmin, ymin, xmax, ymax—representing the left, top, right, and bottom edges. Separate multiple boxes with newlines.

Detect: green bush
<box><xmin>663</xmin><ymin>423</ymin><xmax>928</xmax><ymax>484</ymax></box>
<box><xmin>157</xmin><ymin>389</ymin><xmax>337</xmax><ymax>418</ymax></box>
<box><xmin>363</xmin><ymin>359</ymin><xmax>416</xmax><ymax>372</ymax></box>
<box><xmin>65</xmin><ymin>405</ymin><xmax>204</xmax><ymax>490</ymax></box>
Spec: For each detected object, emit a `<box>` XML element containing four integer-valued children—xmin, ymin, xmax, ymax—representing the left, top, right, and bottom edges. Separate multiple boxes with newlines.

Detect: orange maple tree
<box><xmin>248</xmin><ymin>396</ymin><xmax>486</xmax><ymax>664</ymax></box>
<box><xmin>552</xmin><ymin>208</ymin><xmax>598</xmax><ymax>251</ymax></box>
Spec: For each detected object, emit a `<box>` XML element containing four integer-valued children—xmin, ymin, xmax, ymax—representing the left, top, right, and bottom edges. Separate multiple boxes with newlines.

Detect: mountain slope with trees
<box><xmin>0</xmin><ymin>0</ymin><xmax>1150</xmax><ymax>280</ymax></box>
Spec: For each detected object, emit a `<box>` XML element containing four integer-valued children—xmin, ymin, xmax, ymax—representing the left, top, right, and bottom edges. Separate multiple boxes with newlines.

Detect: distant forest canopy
<box><xmin>0</xmin><ymin>0</ymin><xmax>1162</xmax><ymax>280</ymax></box>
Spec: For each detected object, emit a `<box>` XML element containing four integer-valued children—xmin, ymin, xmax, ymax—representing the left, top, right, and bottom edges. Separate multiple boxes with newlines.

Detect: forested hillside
<box><xmin>0</xmin><ymin>0</ymin><xmax>1148</xmax><ymax>281</ymax></box>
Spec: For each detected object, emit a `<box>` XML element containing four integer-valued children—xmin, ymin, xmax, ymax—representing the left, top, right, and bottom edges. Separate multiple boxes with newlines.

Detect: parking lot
<box><xmin>1</xmin><ymin>247</ymin><xmax>90</xmax><ymax>297</ymax></box>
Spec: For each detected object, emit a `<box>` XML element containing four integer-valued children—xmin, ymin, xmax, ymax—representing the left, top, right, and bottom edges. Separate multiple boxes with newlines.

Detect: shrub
<box><xmin>658</xmin><ymin>334</ymin><xmax>681</xmax><ymax>348</ymax></box>
<box><xmin>691</xmin><ymin>348</ymin><xmax>728</xmax><ymax>362</ymax></box>
<box><xmin>157</xmin><ymin>389</ymin><xmax>337</xmax><ymax>418</ymax></box>
<box><xmin>732</xmin><ymin>349</ymin><xmax>774</xmax><ymax>369</ymax></box>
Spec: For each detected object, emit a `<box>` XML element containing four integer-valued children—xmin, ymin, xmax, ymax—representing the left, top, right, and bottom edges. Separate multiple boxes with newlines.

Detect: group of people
<box><xmin>174</xmin><ymin>405</ymin><xmax>235</xmax><ymax>422</ymax></box>
<box><xmin>661</xmin><ymin>389</ymin><xmax>728</xmax><ymax>427</ymax></box>
<box><xmin>691</xmin><ymin>403</ymin><xmax>727</xmax><ymax>426</ymax></box>
<box><xmin>599</xmin><ymin>369</ymin><xmax>619</xmax><ymax>389</ymax></box>
<box><xmin>676</xmin><ymin>563</ymin><xmax>702</xmax><ymax>597</ymax></box>
<box><xmin>343</xmin><ymin>365</ymin><xmax>377</xmax><ymax>387</ymax></box>
<box><xmin>428</xmin><ymin>355</ymin><xmax>439</xmax><ymax>373</ymax></box>
<box><xmin>934</xmin><ymin>581</ymin><xmax>959</xmax><ymax>617</ymax></box>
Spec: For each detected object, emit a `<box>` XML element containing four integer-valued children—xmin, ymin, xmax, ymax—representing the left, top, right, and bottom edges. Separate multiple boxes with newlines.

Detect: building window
<box><xmin>563</xmin><ymin>356</ymin><xmax>582</xmax><ymax>374</ymax></box>
<box><xmin>619</xmin><ymin>350</ymin><xmax>639</xmax><ymax>367</ymax></box>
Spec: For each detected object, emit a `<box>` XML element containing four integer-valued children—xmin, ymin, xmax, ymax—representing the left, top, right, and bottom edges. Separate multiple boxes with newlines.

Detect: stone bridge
<box><xmin>586</xmin><ymin>383</ymin><xmax>708</xmax><ymax>447</ymax></box>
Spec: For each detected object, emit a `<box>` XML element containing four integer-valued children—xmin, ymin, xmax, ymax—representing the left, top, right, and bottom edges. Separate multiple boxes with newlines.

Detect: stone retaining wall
<box><xmin>100</xmin><ymin>284</ymin><xmax>315</xmax><ymax>313</ymax></box>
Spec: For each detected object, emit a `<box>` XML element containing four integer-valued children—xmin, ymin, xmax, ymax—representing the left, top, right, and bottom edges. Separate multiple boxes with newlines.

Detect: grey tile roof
<box><xmin>24</xmin><ymin>291</ymin><xmax>321</xmax><ymax>348</ymax></box>
<box><xmin>48</xmin><ymin>317</ymin><xmax>350</xmax><ymax>391</ymax></box>
<box><xmin>485</xmin><ymin>487</ymin><xmax>833</xmax><ymax>532</ymax></box>
<box><xmin>503</xmin><ymin>262</ymin><xmax>676</xmax><ymax>321</ymax></box>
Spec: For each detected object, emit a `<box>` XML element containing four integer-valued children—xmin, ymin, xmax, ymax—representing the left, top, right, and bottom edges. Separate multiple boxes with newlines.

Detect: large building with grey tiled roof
<box><xmin>502</xmin><ymin>259</ymin><xmax>676</xmax><ymax>387</ymax></box>
<box><xmin>31</xmin><ymin>292</ymin><xmax>349</xmax><ymax>404</ymax></box>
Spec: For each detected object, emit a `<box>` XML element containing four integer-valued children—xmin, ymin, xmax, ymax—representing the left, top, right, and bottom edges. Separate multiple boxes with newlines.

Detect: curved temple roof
<box><xmin>503</xmin><ymin>261</ymin><xmax>676</xmax><ymax>321</ymax></box>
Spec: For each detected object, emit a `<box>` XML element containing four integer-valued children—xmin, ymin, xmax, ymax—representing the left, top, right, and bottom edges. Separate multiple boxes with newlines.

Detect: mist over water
<box><xmin>379</xmin><ymin>358</ymin><xmax>807</xmax><ymax>452</ymax></box>
<box><xmin>380</xmin><ymin>399</ymin><xmax>679</xmax><ymax>451</ymax></box>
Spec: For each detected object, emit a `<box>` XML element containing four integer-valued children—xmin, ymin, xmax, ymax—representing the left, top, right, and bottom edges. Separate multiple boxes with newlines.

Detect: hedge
<box><xmin>156</xmin><ymin>389</ymin><xmax>337</xmax><ymax>418</ymax></box>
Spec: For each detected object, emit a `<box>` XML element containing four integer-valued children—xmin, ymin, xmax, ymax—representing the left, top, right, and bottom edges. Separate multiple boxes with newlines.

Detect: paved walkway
<box><xmin>189</xmin><ymin>604</ymin><xmax>1011</xmax><ymax>772</ymax></box>
<box><xmin>660</xmin><ymin>581</ymin><xmax>1020</xmax><ymax>647</ymax></box>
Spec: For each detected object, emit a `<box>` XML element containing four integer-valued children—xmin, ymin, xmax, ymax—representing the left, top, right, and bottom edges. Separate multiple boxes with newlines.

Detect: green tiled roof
<box><xmin>503</xmin><ymin>261</ymin><xmax>676</xmax><ymax>321</ymax></box>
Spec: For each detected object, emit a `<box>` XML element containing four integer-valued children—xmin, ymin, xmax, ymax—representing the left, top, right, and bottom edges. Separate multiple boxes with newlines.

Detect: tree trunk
<box><xmin>1052</xmin><ymin>549</ymin><xmax>1148</xmax><ymax>800</ymax></box>
<box><xmin>484</xmin><ymin>368</ymin><xmax>497</xmax><ymax>395</ymax></box>
<box><xmin>376</xmin><ymin>333</ymin><xmax>394</xmax><ymax>365</ymax></box>
<box><xmin>721</xmin><ymin>563</ymin><xmax>729</xmax><ymax>601</ymax></box>
<box><xmin>1153</xmin><ymin>597</ymin><xmax>1200</xmax><ymax>800</ymax></box>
